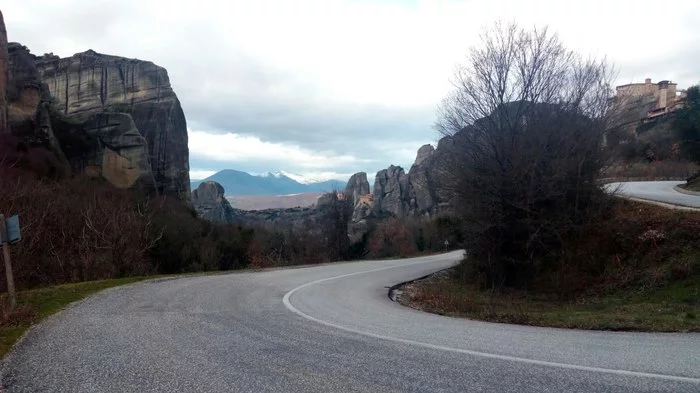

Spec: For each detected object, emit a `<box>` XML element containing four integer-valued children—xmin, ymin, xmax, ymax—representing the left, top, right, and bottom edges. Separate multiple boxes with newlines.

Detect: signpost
<box><xmin>0</xmin><ymin>214</ymin><xmax>19</xmax><ymax>308</ymax></box>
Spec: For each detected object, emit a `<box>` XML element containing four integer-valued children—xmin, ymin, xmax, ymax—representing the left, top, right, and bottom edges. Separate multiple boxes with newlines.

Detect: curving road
<box><xmin>2</xmin><ymin>251</ymin><xmax>699</xmax><ymax>392</ymax></box>
<box><xmin>607</xmin><ymin>180</ymin><xmax>700</xmax><ymax>208</ymax></box>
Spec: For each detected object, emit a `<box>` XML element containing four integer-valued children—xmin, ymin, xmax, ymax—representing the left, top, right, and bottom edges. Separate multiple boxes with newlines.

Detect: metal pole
<box><xmin>0</xmin><ymin>215</ymin><xmax>16</xmax><ymax>308</ymax></box>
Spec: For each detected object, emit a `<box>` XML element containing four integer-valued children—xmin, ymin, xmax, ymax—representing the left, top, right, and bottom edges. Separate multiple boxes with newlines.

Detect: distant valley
<box><xmin>226</xmin><ymin>192</ymin><xmax>324</xmax><ymax>210</ymax></box>
<box><xmin>191</xmin><ymin>169</ymin><xmax>347</xmax><ymax>197</ymax></box>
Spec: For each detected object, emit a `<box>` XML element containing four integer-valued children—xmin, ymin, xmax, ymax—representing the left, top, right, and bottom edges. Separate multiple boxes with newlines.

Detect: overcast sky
<box><xmin>4</xmin><ymin>0</ymin><xmax>700</xmax><ymax>182</ymax></box>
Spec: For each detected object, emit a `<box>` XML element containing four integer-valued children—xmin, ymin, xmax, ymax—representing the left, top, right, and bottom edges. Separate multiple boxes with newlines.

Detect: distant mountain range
<box><xmin>191</xmin><ymin>169</ymin><xmax>347</xmax><ymax>196</ymax></box>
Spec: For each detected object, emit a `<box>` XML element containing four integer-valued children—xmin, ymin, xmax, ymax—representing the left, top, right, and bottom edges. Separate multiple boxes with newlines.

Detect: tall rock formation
<box><xmin>192</xmin><ymin>181</ymin><xmax>236</xmax><ymax>223</ymax></box>
<box><xmin>373</xmin><ymin>165</ymin><xmax>411</xmax><ymax>217</ymax></box>
<box><xmin>407</xmin><ymin>144</ymin><xmax>437</xmax><ymax>215</ymax></box>
<box><xmin>0</xmin><ymin>10</ymin><xmax>7</xmax><ymax>134</ymax></box>
<box><xmin>344</xmin><ymin>172</ymin><xmax>370</xmax><ymax>206</ymax></box>
<box><xmin>370</xmin><ymin>140</ymin><xmax>456</xmax><ymax>219</ymax></box>
<box><xmin>35</xmin><ymin>49</ymin><xmax>190</xmax><ymax>199</ymax></box>
<box><xmin>344</xmin><ymin>172</ymin><xmax>373</xmax><ymax>242</ymax></box>
<box><xmin>6</xmin><ymin>43</ymin><xmax>70</xmax><ymax>176</ymax></box>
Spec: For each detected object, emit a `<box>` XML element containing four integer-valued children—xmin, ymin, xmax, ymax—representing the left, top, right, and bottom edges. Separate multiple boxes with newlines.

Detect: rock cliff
<box><xmin>6</xmin><ymin>43</ymin><xmax>70</xmax><ymax>175</ymax></box>
<box><xmin>343</xmin><ymin>172</ymin><xmax>373</xmax><ymax>241</ymax></box>
<box><xmin>344</xmin><ymin>172</ymin><xmax>370</xmax><ymax>206</ymax></box>
<box><xmin>373</xmin><ymin>165</ymin><xmax>410</xmax><ymax>217</ymax></box>
<box><xmin>0</xmin><ymin>20</ymin><xmax>190</xmax><ymax>199</ymax></box>
<box><xmin>368</xmin><ymin>139</ymin><xmax>455</xmax><ymax>219</ymax></box>
<box><xmin>35</xmin><ymin>49</ymin><xmax>190</xmax><ymax>198</ymax></box>
<box><xmin>81</xmin><ymin>112</ymin><xmax>155</xmax><ymax>189</ymax></box>
<box><xmin>192</xmin><ymin>181</ymin><xmax>236</xmax><ymax>223</ymax></box>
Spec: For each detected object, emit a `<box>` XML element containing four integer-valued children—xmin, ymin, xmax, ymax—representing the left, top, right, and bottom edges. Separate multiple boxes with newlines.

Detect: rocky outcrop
<box><xmin>343</xmin><ymin>172</ymin><xmax>373</xmax><ymax>241</ymax></box>
<box><xmin>35</xmin><ymin>49</ymin><xmax>190</xmax><ymax>199</ymax></box>
<box><xmin>0</xmin><ymin>10</ymin><xmax>7</xmax><ymax>134</ymax></box>
<box><xmin>373</xmin><ymin>165</ymin><xmax>412</xmax><ymax>217</ymax></box>
<box><xmin>344</xmin><ymin>172</ymin><xmax>370</xmax><ymax>206</ymax></box>
<box><xmin>192</xmin><ymin>181</ymin><xmax>236</xmax><ymax>223</ymax></box>
<box><xmin>81</xmin><ymin>112</ymin><xmax>155</xmax><ymax>190</ymax></box>
<box><xmin>407</xmin><ymin>145</ymin><xmax>438</xmax><ymax>215</ymax></box>
<box><xmin>6</xmin><ymin>43</ymin><xmax>70</xmax><ymax>176</ymax></box>
<box><xmin>413</xmin><ymin>144</ymin><xmax>434</xmax><ymax>166</ymax></box>
<box><xmin>370</xmin><ymin>140</ymin><xmax>456</xmax><ymax>219</ymax></box>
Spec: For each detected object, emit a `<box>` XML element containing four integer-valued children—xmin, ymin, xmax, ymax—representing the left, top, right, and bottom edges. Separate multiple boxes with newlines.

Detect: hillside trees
<box><xmin>675</xmin><ymin>85</ymin><xmax>700</xmax><ymax>164</ymax></box>
<box><xmin>435</xmin><ymin>22</ymin><xmax>615</xmax><ymax>291</ymax></box>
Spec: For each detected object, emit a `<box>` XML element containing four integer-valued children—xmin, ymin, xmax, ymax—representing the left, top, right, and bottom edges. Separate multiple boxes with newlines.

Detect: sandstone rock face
<box><xmin>82</xmin><ymin>113</ymin><xmax>156</xmax><ymax>190</ymax></box>
<box><xmin>192</xmin><ymin>181</ymin><xmax>236</xmax><ymax>223</ymax></box>
<box><xmin>344</xmin><ymin>172</ymin><xmax>370</xmax><ymax>206</ymax></box>
<box><xmin>7</xmin><ymin>43</ymin><xmax>46</xmax><ymax>131</ymax></box>
<box><xmin>6</xmin><ymin>43</ymin><xmax>69</xmax><ymax>175</ymax></box>
<box><xmin>36</xmin><ymin>50</ymin><xmax>190</xmax><ymax>199</ymax></box>
<box><xmin>0</xmin><ymin>10</ymin><xmax>7</xmax><ymax>134</ymax></box>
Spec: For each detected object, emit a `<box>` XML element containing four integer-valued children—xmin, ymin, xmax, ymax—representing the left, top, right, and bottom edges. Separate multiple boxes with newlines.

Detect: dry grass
<box><xmin>601</xmin><ymin>161</ymin><xmax>698</xmax><ymax>182</ymax></box>
<box><xmin>400</xmin><ymin>272</ymin><xmax>699</xmax><ymax>332</ymax></box>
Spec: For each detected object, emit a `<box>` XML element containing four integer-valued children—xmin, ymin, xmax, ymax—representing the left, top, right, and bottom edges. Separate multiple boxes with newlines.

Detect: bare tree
<box><xmin>435</xmin><ymin>22</ymin><xmax>615</xmax><ymax>291</ymax></box>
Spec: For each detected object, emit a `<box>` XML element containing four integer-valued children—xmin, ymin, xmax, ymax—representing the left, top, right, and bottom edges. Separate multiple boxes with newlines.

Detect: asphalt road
<box><xmin>2</xmin><ymin>250</ymin><xmax>699</xmax><ymax>392</ymax></box>
<box><xmin>607</xmin><ymin>180</ymin><xmax>700</xmax><ymax>208</ymax></box>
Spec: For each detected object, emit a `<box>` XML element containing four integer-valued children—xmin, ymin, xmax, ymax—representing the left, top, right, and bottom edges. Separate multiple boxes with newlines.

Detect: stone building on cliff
<box><xmin>615</xmin><ymin>78</ymin><xmax>686</xmax><ymax>122</ymax></box>
<box><xmin>606</xmin><ymin>78</ymin><xmax>688</xmax><ymax>147</ymax></box>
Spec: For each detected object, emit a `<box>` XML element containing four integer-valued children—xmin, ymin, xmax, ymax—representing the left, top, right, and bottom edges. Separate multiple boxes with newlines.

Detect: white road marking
<box><xmin>282</xmin><ymin>260</ymin><xmax>700</xmax><ymax>384</ymax></box>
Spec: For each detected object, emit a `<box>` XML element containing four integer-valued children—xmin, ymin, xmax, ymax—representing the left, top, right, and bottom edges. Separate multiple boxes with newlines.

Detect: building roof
<box><xmin>616</xmin><ymin>80</ymin><xmax>677</xmax><ymax>89</ymax></box>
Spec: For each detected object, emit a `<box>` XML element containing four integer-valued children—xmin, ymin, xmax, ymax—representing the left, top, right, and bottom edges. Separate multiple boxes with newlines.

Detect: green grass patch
<box><xmin>0</xmin><ymin>276</ymin><xmax>158</xmax><ymax>358</ymax></box>
<box><xmin>400</xmin><ymin>272</ymin><xmax>700</xmax><ymax>332</ymax></box>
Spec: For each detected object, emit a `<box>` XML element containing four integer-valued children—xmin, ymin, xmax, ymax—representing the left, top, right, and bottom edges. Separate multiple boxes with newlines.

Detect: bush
<box><xmin>147</xmin><ymin>197</ymin><xmax>256</xmax><ymax>274</ymax></box>
<box><xmin>367</xmin><ymin>218</ymin><xmax>418</xmax><ymax>259</ymax></box>
<box><xmin>0</xmin><ymin>168</ymin><xmax>156</xmax><ymax>289</ymax></box>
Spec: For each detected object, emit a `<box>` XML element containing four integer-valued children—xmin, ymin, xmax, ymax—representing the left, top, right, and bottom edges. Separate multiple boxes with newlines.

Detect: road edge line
<box><xmin>282</xmin><ymin>260</ymin><xmax>700</xmax><ymax>385</ymax></box>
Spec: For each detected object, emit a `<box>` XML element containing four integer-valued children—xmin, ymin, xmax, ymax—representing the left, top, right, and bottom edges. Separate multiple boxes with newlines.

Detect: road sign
<box><xmin>5</xmin><ymin>215</ymin><xmax>20</xmax><ymax>244</ymax></box>
<box><xmin>0</xmin><ymin>214</ymin><xmax>16</xmax><ymax>308</ymax></box>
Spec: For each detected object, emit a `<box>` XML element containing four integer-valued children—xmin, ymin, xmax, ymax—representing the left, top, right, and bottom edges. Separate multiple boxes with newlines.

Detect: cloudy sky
<box><xmin>4</xmin><ymin>0</ymin><xmax>700</xmax><ymax>182</ymax></box>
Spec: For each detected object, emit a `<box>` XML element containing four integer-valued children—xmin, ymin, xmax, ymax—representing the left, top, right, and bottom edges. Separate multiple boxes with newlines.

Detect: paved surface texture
<box><xmin>607</xmin><ymin>181</ymin><xmax>700</xmax><ymax>208</ymax></box>
<box><xmin>2</xmin><ymin>251</ymin><xmax>699</xmax><ymax>392</ymax></box>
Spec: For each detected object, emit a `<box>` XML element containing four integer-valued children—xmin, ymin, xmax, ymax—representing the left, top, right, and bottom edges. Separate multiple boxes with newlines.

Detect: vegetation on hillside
<box><xmin>675</xmin><ymin>85</ymin><xmax>700</xmax><ymax>164</ymax></box>
<box><xmin>415</xmin><ymin>21</ymin><xmax>700</xmax><ymax>333</ymax></box>
<box><xmin>399</xmin><ymin>200</ymin><xmax>700</xmax><ymax>331</ymax></box>
<box><xmin>675</xmin><ymin>85</ymin><xmax>700</xmax><ymax>190</ymax></box>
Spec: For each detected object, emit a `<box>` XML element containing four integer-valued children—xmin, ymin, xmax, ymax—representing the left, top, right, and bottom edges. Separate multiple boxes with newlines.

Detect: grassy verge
<box><xmin>399</xmin><ymin>269</ymin><xmax>699</xmax><ymax>332</ymax></box>
<box><xmin>0</xmin><ymin>276</ymin><xmax>160</xmax><ymax>358</ymax></box>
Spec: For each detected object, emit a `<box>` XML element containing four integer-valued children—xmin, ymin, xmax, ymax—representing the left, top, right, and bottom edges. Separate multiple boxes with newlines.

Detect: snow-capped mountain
<box><xmin>191</xmin><ymin>169</ymin><xmax>347</xmax><ymax>196</ymax></box>
<box><xmin>259</xmin><ymin>171</ymin><xmax>346</xmax><ymax>185</ymax></box>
